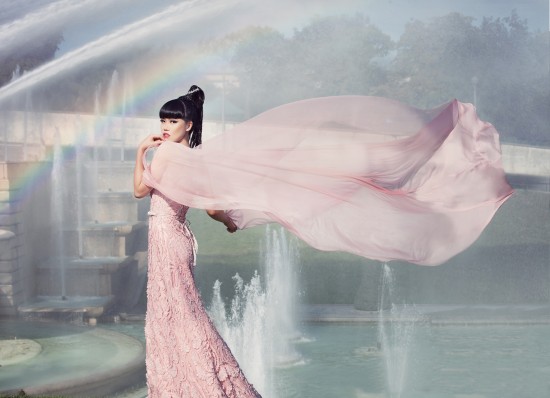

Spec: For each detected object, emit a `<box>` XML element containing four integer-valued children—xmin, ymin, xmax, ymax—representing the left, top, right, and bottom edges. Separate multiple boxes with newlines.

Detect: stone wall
<box><xmin>0</xmin><ymin>161</ymin><xmax>52</xmax><ymax>316</ymax></box>
<box><xmin>0</xmin><ymin>163</ymin><xmax>24</xmax><ymax>316</ymax></box>
<box><xmin>0</xmin><ymin>229</ymin><xmax>19</xmax><ymax>316</ymax></box>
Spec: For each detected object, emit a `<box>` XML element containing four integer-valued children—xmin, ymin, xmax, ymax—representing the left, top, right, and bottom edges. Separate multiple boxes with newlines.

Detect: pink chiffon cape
<box><xmin>143</xmin><ymin>96</ymin><xmax>513</xmax><ymax>266</ymax></box>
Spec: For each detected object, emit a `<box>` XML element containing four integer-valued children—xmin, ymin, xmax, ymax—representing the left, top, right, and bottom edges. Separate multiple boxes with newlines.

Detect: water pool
<box><xmin>276</xmin><ymin>323</ymin><xmax>550</xmax><ymax>398</ymax></box>
<box><xmin>105</xmin><ymin>321</ymin><xmax>550</xmax><ymax>398</ymax></box>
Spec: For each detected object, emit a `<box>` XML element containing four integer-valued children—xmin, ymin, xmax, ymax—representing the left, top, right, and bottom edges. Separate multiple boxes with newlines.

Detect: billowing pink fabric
<box><xmin>143</xmin><ymin>96</ymin><xmax>513</xmax><ymax>266</ymax></box>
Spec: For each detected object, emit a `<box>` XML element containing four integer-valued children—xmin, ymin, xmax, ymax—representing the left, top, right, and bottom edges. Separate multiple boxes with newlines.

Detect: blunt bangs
<box><xmin>159</xmin><ymin>99</ymin><xmax>185</xmax><ymax>120</ymax></box>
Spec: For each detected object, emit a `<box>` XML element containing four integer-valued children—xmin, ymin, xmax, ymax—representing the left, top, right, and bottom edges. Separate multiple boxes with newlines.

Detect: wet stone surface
<box><xmin>0</xmin><ymin>339</ymin><xmax>42</xmax><ymax>366</ymax></box>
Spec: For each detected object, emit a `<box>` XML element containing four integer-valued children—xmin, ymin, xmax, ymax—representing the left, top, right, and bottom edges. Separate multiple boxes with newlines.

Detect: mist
<box><xmin>0</xmin><ymin>2</ymin><xmax>548</xmax><ymax>396</ymax></box>
<box><xmin>1</xmin><ymin>0</ymin><xmax>548</xmax><ymax>146</ymax></box>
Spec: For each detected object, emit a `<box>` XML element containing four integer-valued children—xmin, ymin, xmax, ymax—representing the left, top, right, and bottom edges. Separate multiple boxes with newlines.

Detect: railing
<box><xmin>0</xmin><ymin>142</ymin><xmax>46</xmax><ymax>162</ymax></box>
<box><xmin>506</xmin><ymin>174</ymin><xmax>550</xmax><ymax>192</ymax></box>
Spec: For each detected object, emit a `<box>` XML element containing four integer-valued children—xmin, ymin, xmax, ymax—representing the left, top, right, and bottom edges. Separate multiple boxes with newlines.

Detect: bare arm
<box><xmin>206</xmin><ymin>209</ymin><xmax>238</xmax><ymax>233</ymax></box>
<box><xmin>134</xmin><ymin>134</ymin><xmax>161</xmax><ymax>198</ymax></box>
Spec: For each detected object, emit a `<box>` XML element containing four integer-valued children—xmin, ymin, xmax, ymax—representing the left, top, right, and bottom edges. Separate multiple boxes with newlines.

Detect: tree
<box><xmin>387</xmin><ymin>11</ymin><xmax>549</xmax><ymax>145</ymax></box>
<box><xmin>289</xmin><ymin>14</ymin><xmax>392</xmax><ymax>97</ymax></box>
<box><xmin>229</xmin><ymin>15</ymin><xmax>393</xmax><ymax>117</ymax></box>
<box><xmin>228</xmin><ymin>26</ymin><xmax>292</xmax><ymax>117</ymax></box>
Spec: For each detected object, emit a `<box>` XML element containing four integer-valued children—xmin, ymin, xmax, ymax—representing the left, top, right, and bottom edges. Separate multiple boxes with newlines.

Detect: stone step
<box><xmin>61</xmin><ymin>222</ymin><xmax>144</xmax><ymax>258</ymax></box>
<box><xmin>82</xmin><ymin>192</ymin><xmax>139</xmax><ymax>223</ymax></box>
<box><xmin>36</xmin><ymin>256</ymin><xmax>136</xmax><ymax>297</ymax></box>
<box><xmin>89</xmin><ymin>162</ymin><xmax>135</xmax><ymax>193</ymax></box>
<box><xmin>0</xmin><ymin>229</ymin><xmax>23</xmax><ymax>316</ymax></box>
<box><xmin>60</xmin><ymin>160</ymin><xmax>134</xmax><ymax>197</ymax></box>
<box><xmin>17</xmin><ymin>296</ymin><xmax>116</xmax><ymax>320</ymax></box>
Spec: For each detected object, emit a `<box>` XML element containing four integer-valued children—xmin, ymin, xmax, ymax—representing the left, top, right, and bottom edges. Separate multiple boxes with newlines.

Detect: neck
<box><xmin>180</xmin><ymin>131</ymin><xmax>190</xmax><ymax>147</ymax></box>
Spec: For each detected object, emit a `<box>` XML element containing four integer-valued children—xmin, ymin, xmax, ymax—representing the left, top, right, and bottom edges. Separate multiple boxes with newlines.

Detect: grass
<box><xmin>0</xmin><ymin>395</ymin><xmax>66</xmax><ymax>398</ymax></box>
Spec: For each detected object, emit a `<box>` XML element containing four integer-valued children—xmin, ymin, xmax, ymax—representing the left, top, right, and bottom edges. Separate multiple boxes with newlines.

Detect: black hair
<box><xmin>159</xmin><ymin>85</ymin><xmax>205</xmax><ymax>148</ymax></box>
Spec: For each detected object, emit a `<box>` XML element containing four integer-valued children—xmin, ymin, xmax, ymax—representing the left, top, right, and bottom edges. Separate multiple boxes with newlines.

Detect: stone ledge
<box><xmin>0</xmin><ymin>179</ymin><xmax>11</xmax><ymax>190</ymax></box>
<box><xmin>0</xmin><ymin>306</ymin><xmax>17</xmax><ymax>316</ymax></box>
<box><xmin>0</xmin><ymin>247</ymin><xmax>17</xmax><ymax>261</ymax></box>
<box><xmin>0</xmin><ymin>294</ymin><xmax>16</xmax><ymax>306</ymax></box>
<box><xmin>0</xmin><ymin>229</ymin><xmax>15</xmax><ymax>241</ymax></box>
<box><xmin>0</xmin><ymin>260</ymin><xmax>16</xmax><ymax>272</ymax></box>
<box><xmin>0</xmin><ymin>212</ymin><xmax>22</xmax><ymax>226</ymax></box>
<box><xmin>0</xmin><ymin>189</ymin><xmax>21</xmax><ymax>202</ymax></box>
<box><xmin>37</xmin><ymin>256</ymin><xmax>133</xmax><ymax>272</ymax></box>
<box><xmin>0</xmin><ymin>269</ymin><xmax>21</xmax><ymax>284</ymax></box>
<box><xmin>0</xmin><ymin>283</ymin><xmax>23</xmax><ymax>297</ymax></box>
<box><xmin>18</xmin><ymin>295</ymin><xmax>116</xmax><ymax>318</ymax></box>
<box><xmin>0</xmin><ymin>200</ymin><xmax>23</xmax><ymax>214</ymax></box>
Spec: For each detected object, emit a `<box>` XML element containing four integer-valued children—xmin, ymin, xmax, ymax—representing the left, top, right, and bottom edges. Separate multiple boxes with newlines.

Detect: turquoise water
<box><xmin>277</xmin><ymin>323</ymin><xmax>550</xmax><ymax>398</ymax></box>
<box><xmin>106</xmin><ymin>321</ymin><xmax>550</xmax><ymax>398</ymax></box>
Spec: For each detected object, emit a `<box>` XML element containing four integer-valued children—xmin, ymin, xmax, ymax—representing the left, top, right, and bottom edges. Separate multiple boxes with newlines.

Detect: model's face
<box><xmin>160</xmin><ymin>118</ymin><xmax>192</xmax><ymax>143</ymax></box>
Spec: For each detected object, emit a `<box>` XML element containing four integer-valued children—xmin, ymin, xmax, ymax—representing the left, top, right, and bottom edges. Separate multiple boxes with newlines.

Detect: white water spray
<box><xmin>378</xmin><ymin>263</ymin><xmax>417</xmax><ymax>398</ymax></box>
<box><xmin>75</xmin><ymin>133</ymin><xmax>84</xmax><ymax>258</ymax></box>
<box><xmin>106</xmin><ymin>70</ymin><xmax>120</xmax><ymax>168</ymax></box>
<box><xmin>0</xmin><ymin>0</ymin><xmax>243</xmax><ymax>103</ymax></box>
<box><xmin>209</xmin><ymin>226</ymin><xmax>302</xmax><ymax>397</ymax></box>
<box><xmin>51</xmin><ymin>131</ymin><xmax>67</xmax><ymax>299</ymax></box>
<box><xmin>0</xmin><ymin>0</ymin><xmax>119</xmax><ymax>57</ymax></box>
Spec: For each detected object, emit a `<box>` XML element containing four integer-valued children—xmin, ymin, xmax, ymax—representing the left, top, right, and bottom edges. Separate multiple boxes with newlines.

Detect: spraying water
<box><xmin>0</xmin><ymin>0</ymin><xmax>245</xmax><ymax>103</ymax></box>
<box><xmin>0</xmin><ymin>0</ymin><xmax>118</xmax><ymax>57</ymax></box>
<box><xmin>378</xmin><ymin>263</ymin><xmax>417</xmax><ymax>398</ymax></box>
<box><xmin>208</xmin><ymin>226</ymin><xmax>302</xmax><ymax>397</ymax></box>
<box><xmin>51</xmin><ymin>130</ymin><xmax>67</xmax><ymax>299</ymax></box>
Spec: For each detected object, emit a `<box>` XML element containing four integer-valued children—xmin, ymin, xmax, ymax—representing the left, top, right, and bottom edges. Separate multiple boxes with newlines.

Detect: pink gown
<box><xmin>145</xmin><ymin>190</ymin><xmax>261</xmax><ymax>397</ymax></box>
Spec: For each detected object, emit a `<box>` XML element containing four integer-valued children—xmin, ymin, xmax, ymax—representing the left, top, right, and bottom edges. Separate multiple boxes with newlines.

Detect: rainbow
<box><xmin>1</xmin><ymin>41</ymin><xmax>254</xmax><ymax>214</ymax></box>
<box><xmin>0</xmin><ymin>0</ymin><xmax>367</xmax><ymax>214</ymax></box>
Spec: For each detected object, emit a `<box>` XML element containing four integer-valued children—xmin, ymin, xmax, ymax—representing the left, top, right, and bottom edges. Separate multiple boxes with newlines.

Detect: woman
<box><xmin>134</xmin><ymin>85</ymin><xmax>261</xmax><ymax>397</ymax></box>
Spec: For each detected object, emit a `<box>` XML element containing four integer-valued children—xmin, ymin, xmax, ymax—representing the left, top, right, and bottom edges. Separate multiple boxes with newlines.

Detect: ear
<box><xmin>186</xmin><ymin>121</ymin><xmax>193</xmax><ymax>132</ymax></box>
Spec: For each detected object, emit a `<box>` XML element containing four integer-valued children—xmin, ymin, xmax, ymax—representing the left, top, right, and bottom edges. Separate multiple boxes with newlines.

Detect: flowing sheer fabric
<box><xmin>143</xmin><ymin>96</ymin><xmax>513</xmax><ymax>266</ymax></box>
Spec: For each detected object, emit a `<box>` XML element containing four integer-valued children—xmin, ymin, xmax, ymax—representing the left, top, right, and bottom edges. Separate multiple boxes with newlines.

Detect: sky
<box><xmin>0</xmin><ymin>0</ymin><xmax>547</xmax><ymax>106</ymax></box>
<box><xmin>64</xmin><ymin>0</ymin><xmax>550</xmax><ymax>50</ymax></box>
<box><xmin>1</xmin><ymin>0</ymin><xmax>547</xmax><ymax>56</ymax></box>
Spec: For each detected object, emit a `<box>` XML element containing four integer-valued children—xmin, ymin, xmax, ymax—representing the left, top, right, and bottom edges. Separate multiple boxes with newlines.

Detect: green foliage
<box><xmin>228</xmin><ymin>15</ymin><xmax>393</xmax><ymax>117</ymax></box>
<box><xmin>388</xmin><ymin>11</ymin><xmax>549</xmax><ymax>144</ymax></box>
<box><xmin>226</xmin><ymin>11</ymin><xmax>548</xmax><ymax>145</ymax></box>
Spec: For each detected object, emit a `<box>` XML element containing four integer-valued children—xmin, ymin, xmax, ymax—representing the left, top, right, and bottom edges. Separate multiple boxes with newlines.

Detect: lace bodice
<box><xmin>148</xmin><ymin>189</ymin><xmax>189</xmax><ymax>221</ymax></box>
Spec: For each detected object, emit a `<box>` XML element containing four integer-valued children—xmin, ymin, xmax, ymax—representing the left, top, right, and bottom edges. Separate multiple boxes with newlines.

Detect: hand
<box><xmin>206</xmin><ymin>209</ymin><xmax>238</xmax><ymax>233</ymax></box>
<box><xmin>224</xmin><ymin>219</ymin><xmax>238</xmax><ymax>233</ymax></box>
<box><xmin>138</xmin><ymin>134</ymin><xmax>163</xmax><ymax>152</ymax></box>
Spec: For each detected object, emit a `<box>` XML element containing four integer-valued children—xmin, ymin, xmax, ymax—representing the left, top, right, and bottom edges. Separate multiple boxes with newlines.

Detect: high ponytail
<box><xmin>159</xmin><ymin>85</ymin><xmax>205</xmax><ymax>148</ymax></box>
<box><xmin>179</xmin><ymin>85</ymin><xmax>204</xmax><ymax>148</ymax></box>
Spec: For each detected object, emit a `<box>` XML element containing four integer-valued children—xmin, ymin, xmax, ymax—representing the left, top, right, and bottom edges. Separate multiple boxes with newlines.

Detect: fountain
<box><xmin>377</xmin><ymin>263</ymin><xmax>419</xmax><ymax>398</ymax></box>
<box><xmin>0</xmin><ymin>0</ymin><xmax>548</xmax><ymax>397</ymax></box>
<box><xmin>208</xmin><ymin>226</ymin><xmax>302</xmax><ymax>397</ymax></box>
<box><xmin>16</xmin><ymin>69</ymin><xmax>144</xmax><ymax>323</ymax></box>
<box><xmin>50</xmin><ymin>131</ymin><xmax>67</xmax><ymax>300</ymax></box>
